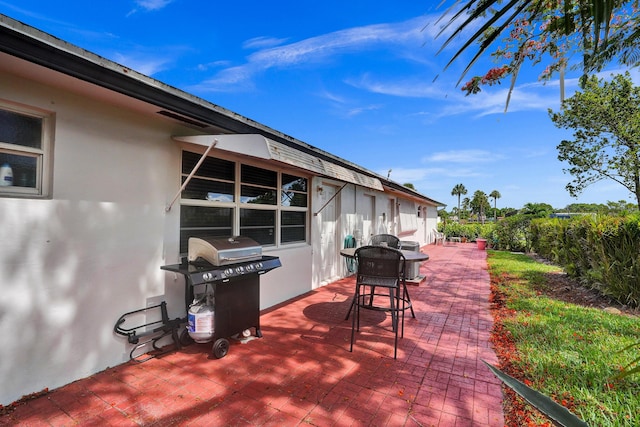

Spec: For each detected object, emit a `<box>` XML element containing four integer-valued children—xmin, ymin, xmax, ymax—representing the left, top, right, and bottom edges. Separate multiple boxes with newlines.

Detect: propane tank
<box><xmin>187</xmin><ymin>295</ymin><xmax>215</xmax><ymax>343</ymax></box>
<box><xmin>0</xmin><ymin>163</ymin><xmax>13</xmax><ymax>187</ymax></box>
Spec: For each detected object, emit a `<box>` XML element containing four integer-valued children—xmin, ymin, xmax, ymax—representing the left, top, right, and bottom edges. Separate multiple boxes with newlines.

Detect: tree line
<box><xmin>448</xmin><ymin>184</ymin><xmax>501</xmax><ymax>223</ymax></box>
<box><xmin>442</xmin><ymin>182</ymin><xmax>638</xmax><ymax>223</ymax></box>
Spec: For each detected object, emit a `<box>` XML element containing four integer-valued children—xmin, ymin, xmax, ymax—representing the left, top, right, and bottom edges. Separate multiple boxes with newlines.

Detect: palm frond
<box><xmin>437</xmin><ymin>0</ymin><xmax>628</xmax><ymax>94</ymax></box>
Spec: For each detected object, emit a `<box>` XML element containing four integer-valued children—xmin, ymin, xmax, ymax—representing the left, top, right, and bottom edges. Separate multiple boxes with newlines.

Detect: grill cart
<box><xmin>161</xmin><ymin>236</ymin><xmax>281</xmax><ymax>358</ymax></box>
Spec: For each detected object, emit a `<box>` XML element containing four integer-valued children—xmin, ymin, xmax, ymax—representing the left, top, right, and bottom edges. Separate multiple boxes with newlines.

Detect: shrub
<box><xmin>440</xmin><ymin>222</ymin><xmax>496</xmax><ymax>242</ymax></box>
<box><xmin>494</xmin><ymin>215</ymin><xmax>531</xmax><ymax>252</ymax></box>
<box><xmin>529</xmin><ymin>214</ymin><xmax>640</xmax><ymax>307</ymax></box>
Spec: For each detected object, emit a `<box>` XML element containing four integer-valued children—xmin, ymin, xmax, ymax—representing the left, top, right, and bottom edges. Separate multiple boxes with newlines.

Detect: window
<box><xmin>0</xmin><ymin>102</ymin><xmax>53</xmax><ymax>198</ymax></box>
<box><xmin>179</xmin><ymin>150</ymin><xmax>308</xmax><ymax>252</ymax></box>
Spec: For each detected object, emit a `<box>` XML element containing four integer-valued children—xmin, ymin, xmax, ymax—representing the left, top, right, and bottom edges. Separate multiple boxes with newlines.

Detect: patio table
<box><xmin>339</xmin><ymin>247</ymin><xmax>429</xmax><ymax>262</ymax></box>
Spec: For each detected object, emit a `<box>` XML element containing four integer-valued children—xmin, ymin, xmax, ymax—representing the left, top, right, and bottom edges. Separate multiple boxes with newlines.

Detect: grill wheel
<box><xmin>213</xmin><ymin>338</ymin><xmax>230</xmax><ymax>359</ymax></box>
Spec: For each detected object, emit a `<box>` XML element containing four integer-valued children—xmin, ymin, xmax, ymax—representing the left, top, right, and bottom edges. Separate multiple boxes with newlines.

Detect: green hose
<box><xmin>344</xmin><ymin>234</ymin><xmax>357</xmax><ymax>273</ymax></box>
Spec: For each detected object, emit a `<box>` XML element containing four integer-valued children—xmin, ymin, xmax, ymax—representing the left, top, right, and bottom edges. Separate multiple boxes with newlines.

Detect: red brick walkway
<box><xmin>0</xmin><ymin>243</ymin><xmax>504</xmax><ymax>426</ymax></box>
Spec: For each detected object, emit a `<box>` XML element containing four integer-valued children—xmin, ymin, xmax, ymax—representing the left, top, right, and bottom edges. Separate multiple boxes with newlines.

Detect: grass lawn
<box><xmin>487</xmin><ymin>250</ymin><xmax>640</xmax><ymax>426</ymax></box>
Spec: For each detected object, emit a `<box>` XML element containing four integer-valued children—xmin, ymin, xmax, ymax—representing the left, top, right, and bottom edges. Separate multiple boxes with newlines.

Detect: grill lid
<box><xmin>188</xmin><ymin>236</ymin><xmax>262</xmax><ymax>266</ymax></box>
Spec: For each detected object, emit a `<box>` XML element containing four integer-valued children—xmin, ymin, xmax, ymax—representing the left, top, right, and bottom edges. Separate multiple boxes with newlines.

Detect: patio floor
<box><xmin>0</xmin><ymin>242</ymin><xmax>504</xmax><ymax>426</ymax></box>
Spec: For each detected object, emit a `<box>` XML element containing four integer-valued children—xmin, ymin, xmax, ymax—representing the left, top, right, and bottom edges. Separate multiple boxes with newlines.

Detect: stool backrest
<box><xmin>355</xmin><ymin>245</ymin><xmax>405</xmax><ymax>286</ymax></box>
<box><xmin>369</xmin><ymin>234</ymin><xmax>401</xmax><ymax>249</ymax></box>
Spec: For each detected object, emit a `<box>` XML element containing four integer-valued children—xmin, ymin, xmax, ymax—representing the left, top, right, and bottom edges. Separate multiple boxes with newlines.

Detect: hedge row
<box><xmin>439</xmin><ymin>222</ymin><xmax>495</xmax><ymax>242</ymax></box>
<box><xmin>530</xmin><ymin>214</ymin><xmax>640</xmax><ymax>307</ymax></box>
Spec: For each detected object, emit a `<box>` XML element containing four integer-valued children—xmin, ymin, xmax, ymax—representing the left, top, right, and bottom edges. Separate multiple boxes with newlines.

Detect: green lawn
<box><xmin>487</xmin><ymin>251</ymin><xmax>640</xmax><ymax>426</ymax></box>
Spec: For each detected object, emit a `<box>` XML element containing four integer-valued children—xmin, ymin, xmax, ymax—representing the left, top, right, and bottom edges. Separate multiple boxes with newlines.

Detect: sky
<box><xmin>1</xmin><ymin>0</ymin><xmax>638</xmax><ymax>210</ymax></box>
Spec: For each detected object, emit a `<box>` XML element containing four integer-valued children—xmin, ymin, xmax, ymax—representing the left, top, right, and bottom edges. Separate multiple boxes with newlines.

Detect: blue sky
<box><xmin>2</xmin><ymin>0</ymin><xmax>638</xmax><ymax>210</ymax></box>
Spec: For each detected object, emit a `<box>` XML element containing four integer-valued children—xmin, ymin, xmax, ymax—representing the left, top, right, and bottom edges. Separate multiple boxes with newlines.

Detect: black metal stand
<box><xmin>113</xmin><ymin>301</ymin><xmax>183</xmax><ymax>362</ymax></box>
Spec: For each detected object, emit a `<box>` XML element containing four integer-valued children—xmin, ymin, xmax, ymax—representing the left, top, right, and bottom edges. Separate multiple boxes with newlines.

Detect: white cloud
<box><xmin>127</xmin><ymin>0</ymin><xmax>173</xmax><ymax>16</ymax></box>
<box><xmin>346</xmin><ymin>74</ymin><xmax>446</xmax><ymax>98</ymax></box>
<box><xmin>317</xmin><ymin>89</ymin><xmax>348</xmax><ymax>104</ymax></box>
<box><xmin>196</xmin><ymin>60</ymin><xmax>231</xmax><ymax>72</ymax></box>
<box><xmin>346</xmin><ymin>104</ymin><xmax>383</xmax><ymax>117</ymax></box>
<box><xmin>425</xmin><ymin>149</ymin><xmax>500</xmax><ymax>163</ymax></box>
<box><xmin>193</xmin><ymin>15</ymin><xmax>433</xmax><ymax>92</ymax></box>
<box><xmin>242</xmin><ymin>36</ymin><xmax>289</xmax><ymax>50</ymax></box>
<box><xmin>111</xmin><ymin>52</ymin><xmax>171</xmax><ymax>76</ymax></box>
<box><xmin>135</xmin><ymin>0</ymin><xmax>173</xmax><ymax>11</ymax></box>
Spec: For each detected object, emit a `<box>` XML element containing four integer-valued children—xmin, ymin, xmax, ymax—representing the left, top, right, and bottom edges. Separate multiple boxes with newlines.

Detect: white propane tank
<box><xmin>187</xmin><ymin>297</ymin><xmax>215</xmax><ymax>343</ymax></box>
<box><xmin>0</xmin><ymin>163</ymin><xmax>13</xmax><ymax>186</ymax></box>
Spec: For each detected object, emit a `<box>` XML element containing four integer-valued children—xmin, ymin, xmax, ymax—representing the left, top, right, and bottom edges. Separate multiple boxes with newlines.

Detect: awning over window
<box><xmin>173</xmin><ymin>134</ymin><xmax>384</xmax><ymax>191</ymax></box>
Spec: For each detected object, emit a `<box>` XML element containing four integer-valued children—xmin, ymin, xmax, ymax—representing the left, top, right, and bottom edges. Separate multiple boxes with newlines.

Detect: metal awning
<box><xmin>172</xmin><ymin>134</ymin><xmax>384</xmax><ymax>191</ymax></box>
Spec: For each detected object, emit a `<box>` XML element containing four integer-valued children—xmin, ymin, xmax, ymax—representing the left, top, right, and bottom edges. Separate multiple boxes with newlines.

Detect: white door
<box><xmin>319</xmin><ymin>184</ymin><xmax>339</xmax><ymax>283</ymax></box>
<box><xmin>362</xmin><ymin>194</ymin><xmax>375</xmax><ymax>244</ymax></box>
<box><xmin>389</xmin><ymin>199</ymin><xmax>396</xmax><ymax>235</ymax></box>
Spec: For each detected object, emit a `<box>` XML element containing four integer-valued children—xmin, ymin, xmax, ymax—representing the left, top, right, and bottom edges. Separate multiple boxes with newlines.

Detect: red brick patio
<box><xmin>0</xmin><ymin>242</ymin><xmax>504</xmax><ymax>426</ymax></box>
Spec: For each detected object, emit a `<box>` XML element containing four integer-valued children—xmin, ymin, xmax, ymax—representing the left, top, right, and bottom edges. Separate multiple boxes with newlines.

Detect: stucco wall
<box><xmin>0</xmin><ymin>71</ymin><xmax>183</xmax><ymax>405</ymax></box>
<box><xmin>0</xmin><ymin>64</ymin><xmax>435</xmax><ymax>406</ymax></box>
<box><xmin>0</xmin><ymin>71</ymin><xmax>312</xmax><ymax>405</ymax></box>
<box><xmin>310</xmin><ymin>177</ymin><xmax>437</xmax><ymax>289</ymax></box>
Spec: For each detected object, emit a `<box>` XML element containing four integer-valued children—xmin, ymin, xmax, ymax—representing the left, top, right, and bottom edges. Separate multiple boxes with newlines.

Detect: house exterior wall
<box><xmin>0</xmin><ymin>50</ymin><xmax>438</xmax><ymax>406</ymax></box>
<box><xmin>0</xmin><ymin>70</ymin><xmax>313</xmax><ymax>405</ymax></box>
<box><xmin>310</xmin><ymin>177</ymin><xmax>435</xmax><ymax>289</ymax></box>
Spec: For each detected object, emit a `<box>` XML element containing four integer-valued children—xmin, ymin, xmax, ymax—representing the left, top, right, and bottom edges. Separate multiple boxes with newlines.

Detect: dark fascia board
<box><xmin>0</xmin><ymin>16</ymin><xmax>257</xmax><ymax>134</ymax></box>
<box><xmin>0</xmin><ymin>14</ymin><xmax>439</xmax><ymax>206</ymax></box>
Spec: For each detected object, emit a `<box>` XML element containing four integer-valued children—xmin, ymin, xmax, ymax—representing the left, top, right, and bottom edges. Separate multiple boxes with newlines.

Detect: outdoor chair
<box><xmin>369</xmin><ymin>233</ymin><xmax>401</xmax><ymax>249</ymax></box>
<box><xmin>345</xmin><ymin>233</ymin><xmax>416</xmax><ymax>320</ymax></box>
<box><xmin>433</xmin><ymin>229</ymin><xmax>445</xmax><ymax>245</ymax></box>
<box><xmin>345</xmin><ymin>233</ymin><xmax>416</xmax><ymax>321</ymax></box>
<box><xmin>349</xmin><ymin>245</ymin><xmax>411</xmax><ymax>359</ymax></box>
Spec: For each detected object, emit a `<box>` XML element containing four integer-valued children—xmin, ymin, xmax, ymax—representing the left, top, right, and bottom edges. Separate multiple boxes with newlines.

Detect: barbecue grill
<box><xmin>161</xmin><ymin>236</ymin><xmax>281</xmax><ymax>358</ymax></box>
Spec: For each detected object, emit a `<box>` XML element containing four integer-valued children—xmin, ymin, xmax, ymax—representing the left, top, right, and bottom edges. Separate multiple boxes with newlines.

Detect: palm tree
<box><xmin>451</xmin><ymin>183</ymin><xmax>467</xmax><ymax>221</ymax></box>
<box><xmin>471</xmin><ymin>190</ymin><xmax>490</xmax><ymax>224</ymax></box>
<box><xmin>489</xmin><ymin>190</ymin><xmax>501</xmax><ymax>222</ymax></box>
<box><xmin>461</xmin><ymin>197</ymin><xmax>471</xmax><ymax>219</ymax></box>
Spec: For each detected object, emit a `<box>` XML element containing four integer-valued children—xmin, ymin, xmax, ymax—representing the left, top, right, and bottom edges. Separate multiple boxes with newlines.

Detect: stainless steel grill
<box><xmin>161</xmin><ymin>236</ymin><xmax>281</xmax><ymax>359</ymax></box>
<box><xmin>188</xmin><ymin>236</ymin><xmax>262</xmax><ymax>266</ymax></box>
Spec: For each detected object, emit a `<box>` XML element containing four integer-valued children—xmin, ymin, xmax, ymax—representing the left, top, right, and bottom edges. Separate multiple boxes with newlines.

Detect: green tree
<box><xmin>471</xmin><ymin>190</ymin><xmax>490</xmax><ymax>223</ymax></box>
<box><xmin>521</xmin><ymin>202</ymin><xmax>554</xmax><ymax>218</ymax></box>
<box><xmin>451</xmin><ymin>183</ymin><xmax>468</xmax><ymax>221</ymax></box>
<box><xmin>489</xmin><ymin>190</ymin><xmax>501</xmax><ymax>222</ymax></box>
<box><xmin>549</xmin><ymin>72</ymin><xmax>640</xmax><ymax>209</ymax></box>
<box><xmin>606</xmin><ymin>199</ymin><xmax>637</xmax><ymax>214</ymax></box>
<box><xmin>502</xmin><ymin>207</ymin><xmax>518</xmax><ymax>217</ymax></box>
<box><xmin>462</xmin><ymin>196</ymin><xmax>471</xmax><ymax>219</ymax></box>
<box><xmin>565</xmin><ymin>202</ymin><xmax>607</xmax><ymax>213</ymax></box>
<box><xmin>437</xmin><ymin>1</ymin><xmax>640</xmax><ymax>108</ymax></box>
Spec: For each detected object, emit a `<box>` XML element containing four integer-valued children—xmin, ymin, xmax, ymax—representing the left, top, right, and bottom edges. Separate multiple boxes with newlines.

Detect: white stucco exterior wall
<box><xmin>0</xmin><ymin>71</ymin><xmax>179</xmax><ymax>404</ymax></box>
<box><xmin>0</xmin><ymin>71</ymin><xmax>313</xmax><ymax>405</ymax></box>
<box><xmin>310</xmin><ymin>177</ymin><xmax>437</xmax><ymax>289</ymax></box>
<box><xmin>0</xmin><ymin>60</ymin><xmax>438</xmax><ymax>406</ymax></box>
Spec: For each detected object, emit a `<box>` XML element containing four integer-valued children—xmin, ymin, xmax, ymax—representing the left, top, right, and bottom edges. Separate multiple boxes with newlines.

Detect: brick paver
<box><xmin>0</xmin><ymin>242</ymin><xmax>504</xmax><ymax>426</ymax></box>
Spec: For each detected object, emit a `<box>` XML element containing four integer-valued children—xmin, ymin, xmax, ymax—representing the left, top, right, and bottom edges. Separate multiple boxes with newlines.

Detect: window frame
<box><xmin>0</xmin><ymin>100</ymin><xmax>54</xmax><ymax>199</ymax></box>
<box><xmin>179</xmin><ymin>149</ymin><xmax>309</xmax><ymax>251</ymax></box>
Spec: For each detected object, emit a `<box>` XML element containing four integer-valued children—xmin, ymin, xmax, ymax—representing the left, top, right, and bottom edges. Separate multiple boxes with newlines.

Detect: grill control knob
<box><xmin>202</xmin><ymin>272</ymin><xmax>212</xmax><ymax>281</ymax></box>
<box><xmin>224</xmin><ymin>268</ymin><xmax>233</xmax><ymax>276</ymax></box>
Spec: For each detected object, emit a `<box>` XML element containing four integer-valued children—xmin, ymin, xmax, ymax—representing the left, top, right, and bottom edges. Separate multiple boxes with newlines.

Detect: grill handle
<box><xmin>220</xmin><ymin>253</ymin><xmax>261</xmax><ymax>262</ymax></box>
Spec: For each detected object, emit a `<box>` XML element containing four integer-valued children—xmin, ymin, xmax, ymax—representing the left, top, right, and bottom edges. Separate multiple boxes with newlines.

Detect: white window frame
<box><xmin>179</xmin><ymin>150</ymin><xmax>309</xmax><ymax>250</ymax></box>
<box><xmin>0</xmin><ymin>100</ymin><xmax>54</xmax><ymax>198</ymax></box>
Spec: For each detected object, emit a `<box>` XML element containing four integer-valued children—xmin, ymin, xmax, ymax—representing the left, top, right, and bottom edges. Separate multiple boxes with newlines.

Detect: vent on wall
<box><xmin>157</xmin><ymin>110</ymin><xmax>209</xmax><ymax>128</ymax></box>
